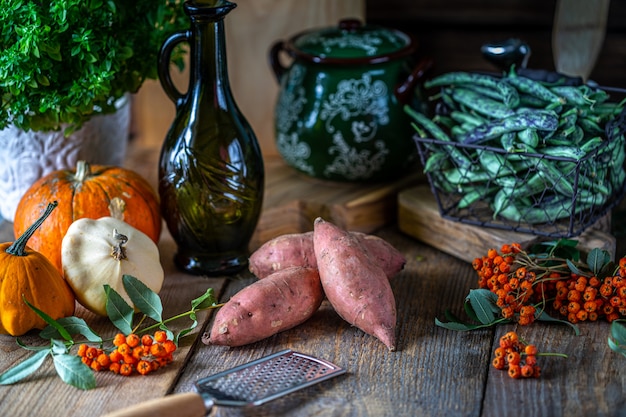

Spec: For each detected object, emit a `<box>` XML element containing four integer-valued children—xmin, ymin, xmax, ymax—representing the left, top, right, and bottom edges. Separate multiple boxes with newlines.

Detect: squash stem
<box><xmin>6</xmin><ymin>201</ymin><xmax>58</xmax><ymax>257</ymax></box>
<box><xmin>73</xmin><ymin>160</ymin><xmax>90</xmax><ymax>183</ymax></box>
<box><xmin>111</xmin><ymin>229</ymin><xmax>128</xmax><ymax>261</ymax></box>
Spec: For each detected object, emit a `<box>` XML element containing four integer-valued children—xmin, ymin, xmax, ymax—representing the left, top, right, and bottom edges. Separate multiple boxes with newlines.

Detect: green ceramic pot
<box><xmin>270</xmin><ymin>19</ymin><xmax>431</xmax><ymax>182</ymax></box>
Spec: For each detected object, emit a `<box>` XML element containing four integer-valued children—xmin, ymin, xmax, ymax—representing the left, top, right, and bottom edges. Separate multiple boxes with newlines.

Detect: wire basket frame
<box><xmin>414</xmin><ymin>107</ymin><xmax>626</xmax><ymax>238</ymax></box>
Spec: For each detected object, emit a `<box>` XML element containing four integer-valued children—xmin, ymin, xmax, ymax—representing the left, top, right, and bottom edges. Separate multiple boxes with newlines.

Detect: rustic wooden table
<box><xmin>1</xmin><ymin>141</ymin><xmax>625</xmax><ymax>417</ymax></box>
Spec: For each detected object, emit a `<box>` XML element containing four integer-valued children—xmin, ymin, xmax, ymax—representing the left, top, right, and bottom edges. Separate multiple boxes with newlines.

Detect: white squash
<box><xmin>61</xmin><ymin>216</ymin><xmax>164</xmax><ymax>316</ymax></box>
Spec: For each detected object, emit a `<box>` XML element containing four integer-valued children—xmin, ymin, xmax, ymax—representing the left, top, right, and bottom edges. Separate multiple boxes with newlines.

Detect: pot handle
<box><xmin>394</xmin><ymin>56</ymin><xmax>434</xmax><ymax>104</ymax></box>
<box><xmin>158</xmin><ymin>30</ymin><xmax>191</xmax><ymax>104</ymax></box>
<box><xmin>269</xmin><ymin>40</ymin><xmax>289</xmax><ymax>83</ymax></box>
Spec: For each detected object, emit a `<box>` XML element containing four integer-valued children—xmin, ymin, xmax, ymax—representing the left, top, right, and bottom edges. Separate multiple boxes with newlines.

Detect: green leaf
<box><xmin>467</xmin><ymin>289</ymin><xmax>499</xmax><ymax>325</ymax></box>
<box><xmin>52</xmin><ymin>353</ymin><xmax>96</xmax><ymax>390</ymax></box>
<box><xmin>535</xmin><ymin>309</ymin><xmax>580</xmax><ymax>335</ymax></box>
<box><xmin>610</xmin><ymin>319</ymin><xmax>626</xmax><ymax>341</ymax></box>
<box><xmin>587</xmin><ymin>248</ymin><xmax>611</xmax><ymax>276</ymax></box>
<box><xmin>463</xmin><ymin>299</ymin><xmax>481</xmax><ymax>323</ymax></box>
<box><xmin>191</xmin><ymin>288</ymin><xmax>217</xmax><ymax>310</ymax></box>
<box><xmin>609</xmin><ymin>319</ymin><xmax>626</xmax><ymax>358</ymax></box>
<box><xmin>566</xmin><ymin>259</ymin><xmax>585</xmax><ymax>276</ymax></box>
<box><xmin>122</xmin><ymin>275</ymin><xmax>163</xmax><ymax>322</ymax></box>
<box><xmin>105</xmin><ymin>285</ymin><xmax>134</xmax><ymax>335</ymax></box>
<box><xmin>0</xmin><ymin>349</ymin><xmax>49</xmax><ymax>385</ymax></box>
<box><xmin>23</xmin><ymin>297</ymin><xmax>72</xmax><ymax>342</ymax></box>
<box><xmin>16</xmin><ymin>338</ymin><xmax>53</xmax><ymax>352</ymax></box>
<box><xmin>39</xmin><ymin>317</ymin><xmax>102</xmax><ymax>343</ymax></box>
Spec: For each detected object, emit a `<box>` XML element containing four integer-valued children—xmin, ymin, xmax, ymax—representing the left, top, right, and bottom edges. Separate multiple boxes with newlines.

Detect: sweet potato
<box><xmin>249</xmin><ymin>231</ymin><xmax>405</xmax><ymax>279</ymax></box>
<box><xmin>203</xmin><ymin>266</ymin><xmax>323</xmax><ymax>347</ymax></box>
<box><xmin>313</xmin><ymin>217</ymin><xmax>397</xmax><ymax>351</ymax></box>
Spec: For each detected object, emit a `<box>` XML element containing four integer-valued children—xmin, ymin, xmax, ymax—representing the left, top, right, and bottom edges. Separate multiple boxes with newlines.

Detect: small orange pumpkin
<box><xmin>13</xmin><ymin>161</ymin><xmax>162</xmax><ymax>274</ymax></box>
<box><xmin>1</xmin><ymin>202</ymin><xmax>75</xmax><ymax>336</ymax></box>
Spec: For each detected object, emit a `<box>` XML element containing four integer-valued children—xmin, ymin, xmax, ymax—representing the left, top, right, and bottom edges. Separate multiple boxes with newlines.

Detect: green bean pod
<box><xmin>504</xmin><ymin>69</ymin><xmax>563</xmax><ymax>105</ymax></box>
<box><xmin>448</xmin><ymin>88</ymin><xmax>515</xmax><ymax>119</ymax></box>
<box><xmin>461</xmin><ymin>111</ymin><xmax>559</xmax><ymax>144</ymax></box>
<box><xmin>424</xmin><ymin>71</ymin><xmax>520</xmax><ymax>108</ymax></box>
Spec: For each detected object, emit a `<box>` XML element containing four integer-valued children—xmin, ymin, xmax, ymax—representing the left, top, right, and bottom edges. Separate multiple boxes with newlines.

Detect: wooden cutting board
<box><xmin>249</xmin><ymin>156</ymin><xmax>424</xmax><ymax>249</ymax></box>
<box><xmin>398</xmin><ymin>185</ymin><xmax>616</xmax><ymax>263</ymax></box>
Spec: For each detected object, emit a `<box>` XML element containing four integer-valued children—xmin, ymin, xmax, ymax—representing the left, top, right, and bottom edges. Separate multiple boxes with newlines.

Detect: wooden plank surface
<box><xmin>398</xmin><ymin>185</ymin><xmax>617</xmax><ymax>262</ymax></box>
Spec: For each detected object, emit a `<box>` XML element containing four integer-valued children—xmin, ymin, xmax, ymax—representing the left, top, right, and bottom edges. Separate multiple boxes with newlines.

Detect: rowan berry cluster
<box><xmin>473</xmin><ymin>243</ymin><xmax>626</xmax><ymax>325</ymax></box>
<box><xmin>492</xmin><ymin>331</ymin><xmax>542</xmax><ymax>379</ymax></box>
<box><xmin>553</xmin><ymin>266</ymin><xmax>626</xmax><ymax>323</ymax></box>
<box><xmin>77</xmin><ymin>330</ymin><xmax>176</xmax><ymax>376</ymax></box>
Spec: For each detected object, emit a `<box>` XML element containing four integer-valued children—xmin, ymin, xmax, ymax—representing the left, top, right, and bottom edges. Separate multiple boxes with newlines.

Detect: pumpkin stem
<box><xmin>74</xmin><ymin>160</ymin><xmax>91</xmax><ymax>183</ymax></box>
<box><xmin>111</xmin><ymin>229</ymin><xmax>129</xmax><ymax>261</ymax></box>
<box><xmin>6</xmin><ymin>201</ymin><xmax>58</xmax><ymax>257</ymax></box>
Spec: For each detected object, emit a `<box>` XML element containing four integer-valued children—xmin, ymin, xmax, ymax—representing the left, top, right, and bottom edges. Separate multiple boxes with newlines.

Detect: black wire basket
<box><xmin>413</xmin><ymin>98</ymin><xmax>626</xmax><ymax>238</ymax></box>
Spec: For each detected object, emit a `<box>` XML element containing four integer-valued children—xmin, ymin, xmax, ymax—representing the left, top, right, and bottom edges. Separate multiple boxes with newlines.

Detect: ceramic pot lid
<box><xmin>288</xmin><ymin>19</ymin><xmax>417</xmax><ymax>64</ymax></box>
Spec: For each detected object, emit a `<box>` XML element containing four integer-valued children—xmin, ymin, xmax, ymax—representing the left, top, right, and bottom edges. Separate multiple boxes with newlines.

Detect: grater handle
<box><xmin>101</xmin><ymin>392</ymin><xmax>209</xmax><ymax>417</ymax></box>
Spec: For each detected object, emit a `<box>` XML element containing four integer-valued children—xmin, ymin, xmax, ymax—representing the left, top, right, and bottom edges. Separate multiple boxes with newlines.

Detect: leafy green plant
<box><xmin>0</xmin><ymin>0</ymin><xmax>188</xmax><ymax>134</ymax></box>
<box><xmin>0</xmin><ymin>274</ymin><xmax>220</xmax><ymax>390</ymax></box>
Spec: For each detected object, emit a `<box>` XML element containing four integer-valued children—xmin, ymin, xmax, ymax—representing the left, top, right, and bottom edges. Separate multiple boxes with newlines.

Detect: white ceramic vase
<box><xmin>0</xmin><ymin>95</ymin><xmax>131</xmax><ymax>222</ymax></box>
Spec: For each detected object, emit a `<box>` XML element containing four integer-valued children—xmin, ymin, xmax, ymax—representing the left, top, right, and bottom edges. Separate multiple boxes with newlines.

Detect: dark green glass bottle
<box><xmin>157</xmin><ymin>1</ymin><xmax>264</xmax><ymax>276</ymax></box>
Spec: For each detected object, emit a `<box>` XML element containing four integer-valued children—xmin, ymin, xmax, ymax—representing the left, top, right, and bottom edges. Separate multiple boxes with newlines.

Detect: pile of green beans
<box><xmin>406</xmin><ymin>67</ymin><xmax>626</xmax><ymax>231</ymax></box>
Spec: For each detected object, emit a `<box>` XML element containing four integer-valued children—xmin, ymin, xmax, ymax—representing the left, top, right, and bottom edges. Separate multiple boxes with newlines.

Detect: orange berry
<box><xmin>86</xmin><ymin>347</ymin><xmax>99</xmax><ymax>360</ymax></box>
<box><xmin>163</xmin><ymin>340</ymin><xmax>177</xmax><ymax>354</ymax></box>
<box><xmin>567</xmin><ymin>301</ymin><xmax>581</xmax><ymax>314</ymax></box>
<box><xmin>119</xmin><ymin>363</ymin><xmax>133</xmax><ymax>376</ymax></box>
<box><xmin>110</xmin><ymin>350</ymin><xmax>123</xmax><ymax>363</ymax></box>
<box><xmin>508</xmin><ymin>364</ymin><xmax>522</xmax><ymax>379</ymax></box>
<box><xmin>525</xmin><ymin>355</ymin><xmax>537</xmax><ymax>366</ymax></box>
<box><xmin>109</xmin><ymin>362</ymin><xmax>121</xmax><ymax>374</ymax></box>
<box><xmin>141</xmin><ymin>335</ymin><xmax>153</xmax><ymax>347</ymax></box>
<box><xmin>492</xmin><ymin>357</ymin><xmax>506</xmax><ymax>370</ymax></box>
<box><xmin>113</xmin><ymin>333</ymin><xmax>126</xmax><ymax>347</ymax></box>
<box><xmin>524</xmin><ymin>344</ymin><xmax>538</xmax><ymax>356</ymax></box>
<box><xmin>97</xmin><ymin>353</ymin><xmax>111</xmax><ymax>367</ymax></box>
<box><xmin>150</xmin><ymin>343</ymin><xmax>168</xmax><ymax>358</ymax></box>
<box><xmin>137</xmin><ymin>360</ymin><xmax>152</xmax><ymax>375</ymax></box>
<box><xmin>154</xmin><ymin>330</ymin><xmax>168</xmax><ymax>343</ymax></box>
<box><xmin>494</xmin><ymin>347</ymin><xmax>506</xmax><ymax>358</ymax></box>
<box><xmin>91</xmin><ymin>360</ymin><xmax>104</xmax><ymax>372</ymax></box>
<box><xmin>117</xmin><ymin>343</ymin><xmax>131</xmax><ymax>356</ymax></box>
<box><xmin>506</xmin><ymin>351</ymin><xmax>521</xmax><ymax>366</ymax></box>
<box><xmin>519</xmin><ymin>305</ymin><xmax>535</xmax><ymax>317</ymax></box>
<box><xmin>126</xmin><ymin>334</ymin><xmax>141</xmax><ymax>348</ymax></box>
<box><xmin>123</xmin><ymin>354</ymin><xmax>138</xmax><ymax>365</ymax></box>
<box><xmin>472</xmin><ymin>258</ymin><xmax>483</xmax><ymax>271</ymax></box>
<box><xmin>521</xmin><ymin>364</ymin><xmax>534</xmax><ymax>378</ymax></box>
<box><xmin>487</xmin><ymin>248</ymin><xmax>498</xmax><ymax>259</ymax></box>
<box><xmin>77</xmin><ymin>344</ymin><xmax>88</xmax><ymax>357</ymax></box>
<box><xmin>132</xmin><ymin>346</ymin><xmax>145</xmax><ymax>360</ymax></box>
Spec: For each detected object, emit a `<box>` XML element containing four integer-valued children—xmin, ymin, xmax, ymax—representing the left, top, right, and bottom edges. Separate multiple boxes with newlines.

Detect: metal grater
<box><xmin>195</xmin><ymin>349</ymin><xmax>346</xmax><ymax>408</ymax></box>
<box><xmin>102</xmin><ymin>350</ymin><xmax>346</xmax><ymax>417</ymax></box>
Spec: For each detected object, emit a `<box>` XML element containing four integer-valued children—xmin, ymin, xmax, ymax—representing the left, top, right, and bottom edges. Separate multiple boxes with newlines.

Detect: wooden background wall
<box><xmin>132</xmin><ymin>0</ymin><xmax>626</xmax><ymax>163</ymax></box>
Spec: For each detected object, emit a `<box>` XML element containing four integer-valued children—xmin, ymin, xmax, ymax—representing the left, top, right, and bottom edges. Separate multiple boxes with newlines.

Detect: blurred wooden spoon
<box><xmin>552</xmin><ymin>0</ymin><xmax>610</xmax><ymax>81</ymax></box>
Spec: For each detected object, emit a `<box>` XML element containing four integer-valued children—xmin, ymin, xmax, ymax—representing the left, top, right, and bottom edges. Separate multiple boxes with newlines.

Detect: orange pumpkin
<box><xmin>13</xmin><ymin>160</ymin><xmax>162</xmax><ymax>275</ymax></box>
<box><xmin>1</xmin><ymin>201</ymin><xmax>75</xmax><ymax>336</ymax></box>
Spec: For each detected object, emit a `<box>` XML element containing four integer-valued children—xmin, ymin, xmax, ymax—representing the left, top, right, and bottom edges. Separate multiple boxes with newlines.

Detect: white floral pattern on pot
<box><xmin>276</xmin><ymin>71</ymin><xmax>390</xmax><ymax>181</ymax></box>
<box><xmin>0</xmin><ymin>95</ymin><xmax>131</xmax><ymax>222</ymax></box>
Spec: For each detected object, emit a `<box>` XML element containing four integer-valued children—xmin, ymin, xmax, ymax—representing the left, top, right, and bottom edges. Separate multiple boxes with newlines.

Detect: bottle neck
<box><xmin>189</xmin><ymin>16</ymin><xmax>231</xmax><ymax>103</ymax></box>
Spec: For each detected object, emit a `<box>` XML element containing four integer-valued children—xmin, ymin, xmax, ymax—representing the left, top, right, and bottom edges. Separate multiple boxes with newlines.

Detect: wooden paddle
<box><xmin>552</xmin><ymin>0</ymin><xmax>611</xmax><ymax>81</ymax></box>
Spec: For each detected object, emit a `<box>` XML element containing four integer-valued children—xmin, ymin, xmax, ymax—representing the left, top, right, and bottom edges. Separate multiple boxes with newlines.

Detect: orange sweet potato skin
<box><xmin>249</xmin><ymin>231</ymin><xmax>405</xmax><ymax>279</ymax></box>
<box><xmin>203</xmin><ymin>267</ymin><xmax>323</xmax><ymax>347</ymax></box>
<box><xmin>313</xmin><ymin>218</ymin><xmax>397</xmax><ymax>351</ymax></box>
